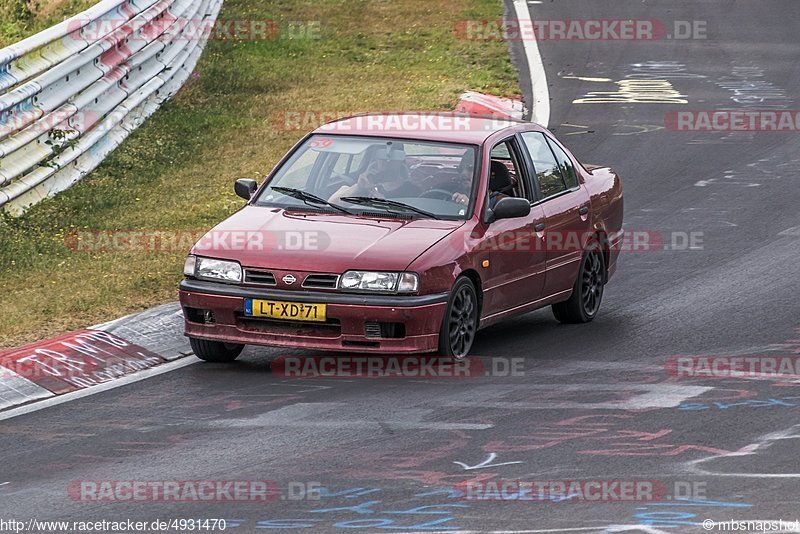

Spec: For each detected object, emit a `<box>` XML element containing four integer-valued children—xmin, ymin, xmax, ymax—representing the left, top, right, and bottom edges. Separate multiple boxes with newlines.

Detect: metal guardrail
<box><xmin>0</xmin><ymin>0</ymin><xmax>222</xmax><ymax>215</ymax></box>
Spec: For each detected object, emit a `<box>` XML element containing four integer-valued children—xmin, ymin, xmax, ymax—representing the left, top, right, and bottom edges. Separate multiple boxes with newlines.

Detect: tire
<box><xmin>552</xmin><ymin>248</ymin><xmax>605</xmax><ymax>324</ymax></box>
<box><xmin>190</xmin><ymin>337</ymin><xmax>244</xmax><ymax>362</ymax></box>
<box><xmin>438</xmin><ymin>277</ymin><xmax>479</xmax><ymax>359</ymax></box>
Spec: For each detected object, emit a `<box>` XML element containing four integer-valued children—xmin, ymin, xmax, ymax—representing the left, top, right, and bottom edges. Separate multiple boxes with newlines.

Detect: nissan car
<box><xmin>179</xmin><ymin>113</ymin><xmax>623</xmax><ymax>360</ymax></box>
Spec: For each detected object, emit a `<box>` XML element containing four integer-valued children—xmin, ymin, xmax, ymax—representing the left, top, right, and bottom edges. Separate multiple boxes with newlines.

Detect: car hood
<box><xmin>191</xmin><ymin>206</ymin><xmax>465</xmax><ymax>272</ymax></box>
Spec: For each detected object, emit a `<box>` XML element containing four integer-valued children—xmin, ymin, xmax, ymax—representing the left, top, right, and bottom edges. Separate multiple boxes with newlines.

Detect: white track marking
<box><xmin>0</xmin><ymin>357</ymin><xmax>199</xmax><ymax>422</ymax></box>
<box><xmin>213</xmin><ymin>403</ymin><xmax>493</xmax><ymax>431</ymax></box>
<box><xmin>453</xmin><ymin>452</ymin><xmax>524</xmax><ymax>470</ymax></box>
<box><xmin>513</xmin><ymin>0</ymin><xmax>550</xmax><ymax>126</ymax></box>
<box><xmin>686</xmin><ymin>425</ymin><xmax>800</xmax><ymax>478</ymax></box>
<box><xmin>779</xmin><ymin>225</ymin><xmax>800</xmax><ymax>236</ymax></box>
<box><xmin>445</xmin><ymin>383</ymin><xmax>710</xmax><ymax>410</ymax></box>
<box><xmin>562</xmin><ymin>76</ymin><xmax>614</xmax><ymax>83</ymax></box>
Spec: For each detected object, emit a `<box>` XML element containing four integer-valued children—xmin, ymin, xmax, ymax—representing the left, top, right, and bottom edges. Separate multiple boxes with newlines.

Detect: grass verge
<box><xmin>0</xmin><ymin>0</ymin><xmax>97</xmax><ymax>47</ymax></box>
<box><xmin>0</xmin><ymin>0</ymin><xmax>519</xmax><ymax>348</ymax></box>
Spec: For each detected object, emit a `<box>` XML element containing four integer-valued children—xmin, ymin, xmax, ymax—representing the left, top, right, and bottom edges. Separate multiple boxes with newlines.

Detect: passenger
<box><xmin>487</xmin><ymin>161</ymin><xmax>513</xmax><ymax>208</ymax></box>
<box><xmin>451</xmin><ymin>154</ymin><xmax>475</xmax><ymax>206</ymax></box>
<box><xmin>452</xmin><ymin>159</ymin><xmax>512</xmax><ymax>209</ymax></box>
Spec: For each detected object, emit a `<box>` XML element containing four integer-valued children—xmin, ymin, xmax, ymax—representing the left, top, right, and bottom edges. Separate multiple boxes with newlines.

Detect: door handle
<box><xmin>534</xmin><ymin>223</ymin><xmax>546</xmax><ymax>232</ymax></box>
<box><xmin>579</xmin><ymin>206</ymin><xmax>589</xmax><ymax>216</ymax></box>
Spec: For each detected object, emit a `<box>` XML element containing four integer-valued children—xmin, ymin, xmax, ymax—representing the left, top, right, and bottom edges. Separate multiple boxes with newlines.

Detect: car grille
<box><xmin>364</xmin><ymin>321</ymin><xmax>406</xmax><ymax>339</ymax></box>
<box><xmin>243</xmin><ymin>269</ymin><xmax>277</xmax><ymax>286</ymax></box>
<box><xmin>364</xmin><ymin>322</ymin><xmax>382</xmax><ymax>338</ymax></box>
<box><xmin>302</xmin><ymin>274</ymin><xmax>340</xmax><ymax>289</ymax></box>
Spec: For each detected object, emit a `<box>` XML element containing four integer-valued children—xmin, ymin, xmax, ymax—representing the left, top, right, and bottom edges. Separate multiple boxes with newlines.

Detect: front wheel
<box><xmin>190</xmin><ymin>337</ymin><xmax>244</xmax><ymax>362</ymax></box>
<box><xmin>438</xmin><ymin>277</ymin><xmax>479</xmax><ymax>359</ymax></box>
<box><xmin>552</xmin><ymin>248</ymin><xmax>605</xmax><ymax>324</ymax></box>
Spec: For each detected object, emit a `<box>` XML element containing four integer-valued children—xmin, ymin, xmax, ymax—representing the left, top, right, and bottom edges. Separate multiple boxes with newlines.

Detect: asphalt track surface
<box><xmin>3</xmin><ymin>1</ymin><xmax>800</xmax><ymax>532</ymax></box>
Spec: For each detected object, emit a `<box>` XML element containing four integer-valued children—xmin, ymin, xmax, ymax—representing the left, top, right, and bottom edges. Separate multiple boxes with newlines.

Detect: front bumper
<box><xmin>179</xmin><ymin>279</ymin><xmax>449</xmax><ymax>354</ymax></box>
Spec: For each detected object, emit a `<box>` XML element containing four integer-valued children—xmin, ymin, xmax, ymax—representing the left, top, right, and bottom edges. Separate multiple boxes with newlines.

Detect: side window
<box><xmin>331</xmin><ymin>154</ymin><xmax>352</xmax><ymax>175</ymax></box>
<box><xmin>350</xmin><ymin>151</ymin><xmax>366</xmax><ymax>174</ymax></box>
<box><xmin>490</xmin><ymin>143</ymin><xmax>511</xmax><ymax>159</ymax></box>
<box><xmin>520</xmin><ymin>132</ymin><xmax>567</xmax><ymax>199</ymax></box>
<box><xmin>546</xmin><ymin>137</ymin><xmax>579</xmax><ymax>189</ymax></box>
<box><xmin>331</xmin><ymin>151</ymin><xmax>367</xmax><ymax>176</ymax></box>
<box><xmin>488</xmin><ymin>139</ymin><xmax>531</xmax><ymax>201</ymax></box>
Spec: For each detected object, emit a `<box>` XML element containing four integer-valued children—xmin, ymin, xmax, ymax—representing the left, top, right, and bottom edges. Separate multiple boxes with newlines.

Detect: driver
<box><xmin>329</xmin><ymin>148</ymin><xmax>419</xmax><ymax>203</ymax></box>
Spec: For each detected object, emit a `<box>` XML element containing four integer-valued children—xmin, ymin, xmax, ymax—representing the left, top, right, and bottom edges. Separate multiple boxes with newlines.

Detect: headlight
<box><xmin>187</xmin><ymin>256</ymin><xmax>243</xmax><ymax>284</ymax></box>
<box><xmin>339</xmin><ymin>271</ymin><xmax>419</xmax><ymax>293</ymax></box>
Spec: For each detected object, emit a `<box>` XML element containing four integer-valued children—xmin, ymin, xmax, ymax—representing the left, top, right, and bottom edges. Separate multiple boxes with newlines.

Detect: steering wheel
<box><xmin>420</xmin><ymin>188</ymin><xmax>455</xmax><ymax>201</ymax></box>
<box><xmin>322</xmin><ymin>174</ymin><xmax>356</xmax><ymax>197</ymax></box>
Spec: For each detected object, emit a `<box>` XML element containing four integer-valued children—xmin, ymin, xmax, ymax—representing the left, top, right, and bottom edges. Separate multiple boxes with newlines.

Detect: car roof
<box><xmin>313</xmin><ymin>112</ymin><xmax>545</xmax><ymax>145</ymax></box>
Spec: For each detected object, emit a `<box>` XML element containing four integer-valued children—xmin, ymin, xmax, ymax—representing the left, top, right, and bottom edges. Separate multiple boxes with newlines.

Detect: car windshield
<box><xmin>254</xmin><ymin>135</ymin><xmax>479</xmax><ymax>219</ymax></box>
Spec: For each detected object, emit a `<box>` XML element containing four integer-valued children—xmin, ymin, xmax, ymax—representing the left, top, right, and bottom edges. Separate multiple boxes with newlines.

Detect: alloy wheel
<box><xmin>448</xmin><ymin>284</ymin><xmax>477</xmax><ymax>358</ymax></box>
<box><xmin>581</xmin><ymin>251</ymin><xmax>604</xmax><ymax>317</ymax></box>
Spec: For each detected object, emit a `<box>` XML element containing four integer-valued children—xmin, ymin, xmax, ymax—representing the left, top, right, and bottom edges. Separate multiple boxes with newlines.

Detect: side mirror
<box><xmin>489</xmin><ymin>197</ymin><xmax>531</xmax><ymax>222</ymax></box>
<box><xmin>234</xmin><ymin>178</ymin><xmax>258</xmax><ymax>200</ymax></box>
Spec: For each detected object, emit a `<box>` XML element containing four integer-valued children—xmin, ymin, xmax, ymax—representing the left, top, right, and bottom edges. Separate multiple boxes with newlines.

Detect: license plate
<box><xmin>244</xmin><ymin>299</ymin><xmax>327</xmax><ymax>322</ymax></box>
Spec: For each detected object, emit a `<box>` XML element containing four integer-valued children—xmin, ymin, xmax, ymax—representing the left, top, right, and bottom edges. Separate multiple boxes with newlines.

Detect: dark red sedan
<box><xmin>179</xmin><ymin>113</ymin><xmax>623</xmax><ymax>360</ymax></box>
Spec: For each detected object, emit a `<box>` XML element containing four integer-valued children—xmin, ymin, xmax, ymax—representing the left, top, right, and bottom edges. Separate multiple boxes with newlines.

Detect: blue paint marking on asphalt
<box><xmin>679</xmin><ymin>396</ymin><xmax>800</xmax><ymax>411</ymax></box>
<box><xmin>309</xmin><ymin>500</ymin><xmax>383</xmax><ymax>514</ymax></box>
<box><xmin>628</xmin><ymin>498</ymin><xmax>752</xmax><ymax>529</ymax></box>
<box><xmin>332</xmin><ymin>517</ymin><xmax>458</xmax><ymax>530</ymax></box>
<box><xmin>413</xmin><ymin>489</ymin><xmax>464</xmax><ymax>499</ymax></box>
<box><xmin>254</xmin><ymin>519</ymin><xmax>323</xmax><ymax>529</ymax></box>
<box><xmin>228</xmin><ymin>486</ymin><xmax>470</xmax><ymax>530</ymax></box>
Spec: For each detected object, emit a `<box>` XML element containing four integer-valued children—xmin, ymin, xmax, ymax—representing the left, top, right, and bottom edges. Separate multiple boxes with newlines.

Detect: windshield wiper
<box><xmin>340</xmin><ymin>196</ymin><xmax>441</xmax><ymax>220</ymax></box>
<box><xmin>271</xmin><ymin>187</ymin><xmax>353</xmax><ymax>215</ymax></box>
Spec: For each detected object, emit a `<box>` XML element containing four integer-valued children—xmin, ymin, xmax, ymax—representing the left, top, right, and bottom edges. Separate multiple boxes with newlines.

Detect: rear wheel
<box><xmin>552</xmin><ymin>248</ymin><xmax>605</xmax><ymax>324</ymax></box>
<box><xmin>438</xmin><ymin>277</ymin><xmax>479</xmax><ymax>359</ymax></box>
<box><xmin>189</xmin><ymin>337</ymin><xmax>244</xmax><ymax>362</ymax></box>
